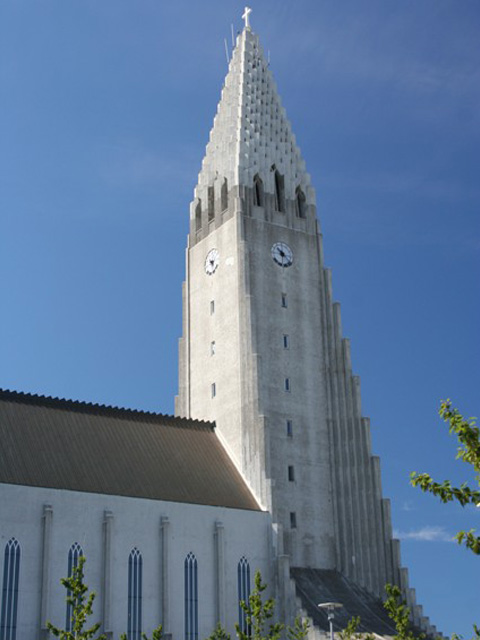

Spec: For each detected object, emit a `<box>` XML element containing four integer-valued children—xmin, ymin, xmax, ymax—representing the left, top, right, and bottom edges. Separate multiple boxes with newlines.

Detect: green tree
<box><xmin>119</xmin><ymin>625</ymin><xmax>164</xmax><ymax>640</ymax></box>
<box><xmin>383</xmin><ymin>584</ymin><xmax>424</xmax><ymax>640</ymax></box>
<box><xmin>48</xmin><ymin>554</ymin><xmax>163</xmax><ymax>640</ymax></box>
<box><xmin>231</xmin><ymin>570</ymin><xmax>308</xmax><ymax>640</ymax></box>
<box><xmin>338</xmin><ymin>616</ymin><xmax>361</xmax><ymax>640</ymax></box>
<box><xmin>46</xmin><ymin>555</ymin><xmax>106</xmax><ymax>640</ymax></box>
<box><xmin>337</xmin><ymin>615</ymin><xmax>376</xmax><ymax>640</ymax></box>
<box><xmin>452</xmin><ymin>625</ymin><xmax>480</xmax><ymax>640</ymax></box>
<box><xmin>206</xmin><ymin>623</ymin><xmax>232</xmax><ymax>640</ymax></box>
<box><xmin>286</xmin><ymin>616</ymin><xmax>309</xmax><ymax>640</ymax></box>
<box><xmin>235</xmin><ymin>570</ymin><xmax>284</xmax><ymax>640</ymax></box>
<box><xmin>410</xmin><ymin>400</ymin><xmax>480</xmax><ymax>555</ymax></box>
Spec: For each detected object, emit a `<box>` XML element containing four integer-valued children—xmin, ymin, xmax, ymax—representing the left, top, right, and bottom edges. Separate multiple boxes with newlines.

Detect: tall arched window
<box><xmin>207</xmin><ymin>187</ymin><xmax>215</xmax><ymax>222</ymax></box>
<box><xmin>195</xmin><ymin>200</ymin><xmax>202</xmax><ymax>232</ymax></box>
<box><xmin>295</xmin><ymin>186</ymin><xmax>306</xmax><ymax>219</ymax></box>
<box><xmin>274</xmin><ymin>171</ymin><xmax>285</xmax><ymax>212</ymax></box>
<box><xmin>221</xmin><ymin>179</ymin><xmax>228</xmax><ymax>211</ymax></box>
<box><xmin>237</xmin><ymin>557</ymin><xmax>251</xmax><ymax>634</ymax></box>
<box><xmin>65</xmin><ymin>543</ymin><xmax>83</xmax><ymax>632</ymax></box>
<box><xmin>184</xmin><ymin>552</ymin><xmax>198</xmax><ymax>640</ymax></box>
<box><xmin>253</xmin><ymin>174</ymin><xmax>264</xmax><ymax>207</ymax></box>
<box><xmin>128</xmin><ymin>547</ymin><xmax>142</xmax><ymax>640</ymax></box>
<box><xmin>0</xmin><ymin>538</ymin><xmax>20</xmax><ymax>640</ymax></box>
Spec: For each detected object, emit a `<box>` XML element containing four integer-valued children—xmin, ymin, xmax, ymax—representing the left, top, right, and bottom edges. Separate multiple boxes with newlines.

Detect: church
<box><xmin>0</xmin><ymin>10</ymin><xmax>439</xmax><ymax>640</ymax></box>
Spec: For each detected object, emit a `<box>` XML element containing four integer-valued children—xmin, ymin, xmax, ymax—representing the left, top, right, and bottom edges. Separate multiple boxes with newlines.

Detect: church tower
<box><xmin>176</xmin><ymin>12</ymin><xmax>400</xmax><ymax>599</ymax></box>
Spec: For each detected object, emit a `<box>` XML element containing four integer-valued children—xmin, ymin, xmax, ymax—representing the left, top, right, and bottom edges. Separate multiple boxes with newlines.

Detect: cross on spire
<box><xmin>242</xmin><ymin>6</ymin><xmax>252</xmax><ymax>30</ymax></box>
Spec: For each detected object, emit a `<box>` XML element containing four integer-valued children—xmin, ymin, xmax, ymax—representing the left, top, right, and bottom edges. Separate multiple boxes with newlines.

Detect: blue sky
<box><xmin>1</xmin><ymin>1</ymin><xmax>479</xmax><ymax>636</ymax></box>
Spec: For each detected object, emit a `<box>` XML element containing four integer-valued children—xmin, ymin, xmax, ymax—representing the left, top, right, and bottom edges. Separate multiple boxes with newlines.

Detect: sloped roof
<box><xmin>292</xmin><ymin>568</ymin><xmax>397</xmax><ymax>634</ymax></box>
<box><xmin>0</xmin><ymin>389</ymin><xmax>260</xmax><ymax>511</ymax></box>
<box><xmin>292</xmin><ymin>568</ymin><xmax>439</xmax><ymax>638</ymax></box>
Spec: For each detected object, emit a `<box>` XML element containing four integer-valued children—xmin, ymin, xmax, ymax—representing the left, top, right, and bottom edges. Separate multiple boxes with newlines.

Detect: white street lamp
<box><xmin>317</xmin><ymin>602</ymin><xmax>343</xmax><ymax>640</ymax></box>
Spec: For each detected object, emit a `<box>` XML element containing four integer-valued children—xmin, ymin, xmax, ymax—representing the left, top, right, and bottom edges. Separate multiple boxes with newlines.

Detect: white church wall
<box><xmin>0</xmin><ymin>483</ymin><xmax>272</xmax><ymax>639</ymax></box>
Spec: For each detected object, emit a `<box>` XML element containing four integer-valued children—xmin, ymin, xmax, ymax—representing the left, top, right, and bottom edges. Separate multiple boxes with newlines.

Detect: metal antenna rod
<box><xmin>231</xmin><ymin>23</ymin><xmax>235</xmax><ymax>48</ymax></box>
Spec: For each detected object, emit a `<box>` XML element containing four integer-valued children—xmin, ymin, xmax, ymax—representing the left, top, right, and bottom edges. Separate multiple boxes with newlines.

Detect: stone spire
<box><xmin>193</xmin><ymin>21</ymin><xmax>315</xmax><ymax>210</ymax></box>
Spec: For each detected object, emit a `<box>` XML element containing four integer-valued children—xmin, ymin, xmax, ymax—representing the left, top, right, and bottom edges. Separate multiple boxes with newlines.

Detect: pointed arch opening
<box><xmin>128</xmin><ymin>547</ymin><xmax>143</xmax><ymax>640</ymax></box>
<box><xmin>195</xmin><ymin>200</ymin><xmax>202</xmax><ymax>232</ymax></box>
<box><xmin>221</xmin><ymin>179</ymin><xmax>228</xmax><ymax>212</ymax></box>
<box><xmin>253</xmin><ymin>174</ymin><xmax>264</xmax><ymax>207</ymax></box>
<box><xmin>237</xmin><ymin>556</ymin><xmax>251</xmax><ymax>635</ymax></box>
<box><xmin>207</xmin><ymin>187</ymin><xmax>215</xmax><ymax>222</ymax></box>
<box><xmin>274</xmin><ymin>170</ymin><xmax>285</xmax><ymax>213</ymax></box>
<box><xmin>65</xmin><ymin>543</ymin><xmax>83</xmax><ymax>632</ymax></box>
<box><xmin>0</xmin><ymin>538</ymin><xmax>21</xmax><ymax>640</ymax></box>
<box><xmin>295</xmin><ymin>186</ymin><xmax>307</xmax><ymax>219</ymax></box>
<box><xmin>184</xmin><ymin>552</ymin><xmax>198</xmax><ymax>640</ymax></box>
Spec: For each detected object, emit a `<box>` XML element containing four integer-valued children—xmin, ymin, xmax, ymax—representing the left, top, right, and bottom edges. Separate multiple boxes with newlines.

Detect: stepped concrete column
<box><xmin>102</xmin><ymin>510</ymin><xmax>114</xmax><ymax>638</ymax></box>
<box><xmin>214</xmin><ymin>521</ymin><xmax>226</xmax><ymax>626</ymax></box>
<box><xmin>161</xmin><ymin>516</ymin><xmax>171</xmax><ymax>637</ymax></box>
<box><xmin>274</xmin><ymin>523</ymin><xmax>292</xmax><ymax>626</ymax></box>
<box><xmin>39</xmin><ymin>504</ymin><xmax>53</xmax><ymax>640</ymax></box>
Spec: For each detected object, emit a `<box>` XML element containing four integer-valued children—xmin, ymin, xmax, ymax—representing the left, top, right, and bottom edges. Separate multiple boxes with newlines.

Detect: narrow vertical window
<box><xmin>184</xmin><ymin>552</ymin><xmax>198</xmax><ymax>640</ymax></box>
<box><xmin>195</xmin><ymin>201</ymin><xmax>202</xmax><ymax>232</ymax></box>
<box><xmin>65</xmin><ymin>543</ymin><xmax>83</xmax><ymax>632</ymax></box>
<box><xmin>237</xmin><ymin>557</ymin><xmax>251</xmax><ymax>634</ymax></box>
<box><xmin>211</xmin><ymin>383</ymin><xmax>216</xmax><ymax>398</ymax></box>
<box><xmin>253</xmin><ymin>174</ymin><xmax>263</xmax><ymax>206</ymax></box>
<box><xmin>274</xmin><ymin>170</ymin><xmax>285</xmax><ymax>212</ymax></box>
<box><xmin>210</xmin><ymin>300</ymin><xmax>215</xmax><ymax>315</ymax></box>
<box><xmin>281</xmin><ymin>293</ymin><xmax>287</xmax><ymax>308</ymax></box>
<box><xmin>221</xmin><ymin>179</ymin><xmax>228</xmax><ymax>211</ymax></box>
<box><xmin>128</xmin><ymin>547</ymin><xmax>142</xmax><ymax>640</ymax></box>
<box><xmin>283</xmin><ymin>334</ymin><xmax>289</xmax><ymax>349</ymax></box>
<box><xmin>286</xmin><ymin>420</ymin><xmax>293</xmax><ymax>437</ymax></box>
<box><xmin>208</xmin><ymin>186</ymin><xmax>215</xmax><ymax>222</ymax></box>
<box><xmin>0</xmin><ymin>538</ymin><xmax>20</xmax><ymax>640</ymax></box>
<box><xmin>210</xmin><ymin>341</ymin><xmax>216</xmax><ymax>356</ymax></box>
<box><xmin>290</xmin><ymin>512</ymin><xmax>297</xmax><ymax>529</ymax></box>
<box><xmin>295</xmin><ymin>186</ymin><xmax>307</xmax><ymax>219</ymax></box>
<box><xmin>288</xmin><ymin>466</ymin><xmax>295</xmax><ymax>482</ymax></box>
<box><xmin>284</xmin><ymin>378</ymin><xmax>291</xmax><ymax>392</ymax></box>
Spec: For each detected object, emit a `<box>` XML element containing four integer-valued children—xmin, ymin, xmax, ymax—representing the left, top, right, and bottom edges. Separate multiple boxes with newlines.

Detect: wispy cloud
<box><xmin>394</xmin><ymin>526</ymin><xmax>454</xmax><ymax>543</ymax></box>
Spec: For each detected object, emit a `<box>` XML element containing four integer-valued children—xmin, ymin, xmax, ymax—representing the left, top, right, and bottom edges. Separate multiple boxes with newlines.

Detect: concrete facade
<box><xmin>0</xmin><ymin>483</ymin><xmax>273</xmax><ymax>639</ymax></box>
<box><xmin>176</xmin><ymin>26</ymin><xmax>398</xmax><ymax>591</ymax></box>
<box><xmin>175</xmin><ymin>27</ymin><xmax>439</xmax><ymax>637</ymax></box>
<box><xmin>176</xmin><ymin>196</ymin><xmax>338</xmax><ymax>571</ymax></box>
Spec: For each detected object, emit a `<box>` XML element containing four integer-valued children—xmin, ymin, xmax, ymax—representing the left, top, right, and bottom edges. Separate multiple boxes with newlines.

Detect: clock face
<box><xmin>271</xmin><ymin>242</ymin><xmax>293</xmax><ymax>267</ymax></box>
<box><xmin>205</xmin><ymin>249</ymin><xmax>220</xmax><ymax>275</ymax></box>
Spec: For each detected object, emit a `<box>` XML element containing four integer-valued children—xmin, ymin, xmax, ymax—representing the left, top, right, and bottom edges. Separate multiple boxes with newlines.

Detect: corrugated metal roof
<box><xmin>291</xmin><ymin>568</ymin><xmax>397</xmax><ymax>634</ymax></box>
<box><xmin>0</xmin><ymin>389</ymin><xmax>260</xmax><ymax>511</ymax></box>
